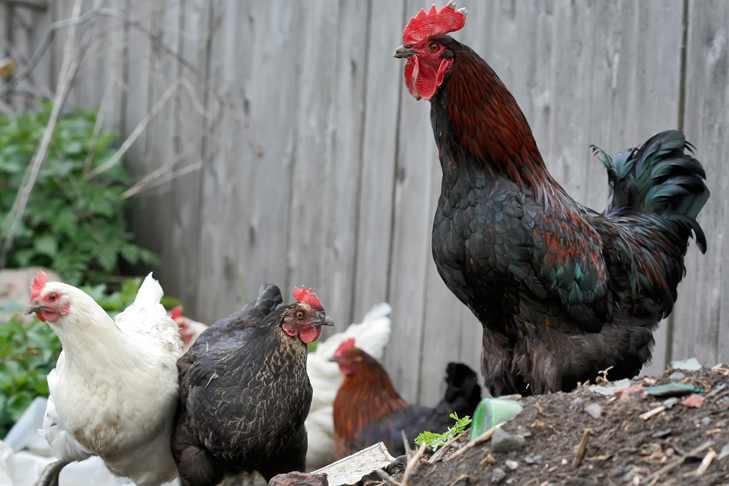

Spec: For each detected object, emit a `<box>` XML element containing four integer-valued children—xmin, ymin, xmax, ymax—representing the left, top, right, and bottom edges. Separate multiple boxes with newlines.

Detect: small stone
<box><xmin>701</xmin><ymin>417</ymin><xmax>712</xmax><ymax>426</ymax></box>
<box><xmin>681</xmin><ymin>394</ymin><xmax>705</xmax><ymax>408</ymax></box>
<box><xmin>491</xmin><ymin>467</ymin><xmax>506</xmax><ymax>483</ymax></box>
<box><xmin>669</xmin><ymin>371</ymin><xmax>686</xmax><ymax>381</ymax></box>
<box><xmin>651</xmin><ymin>429</ymin><xmax>672</xmax><ymax>439</ymax></box>
<box><xmin>269</xmin><ymin>472</ymin><xmax>328</xmax><ymax>486</ymax></box>
<box><xmin>718</xmin><ymin>443</ymin><xmax>729</xmax><ymax>461</ymax></box>
<box><xmin>491</xmin><ymin>428</ymin><xmax>526</xmax><ymax>453</ymax></box>
<box><xmin>663</xmin><ymin>397</ymin><xmax>679</xmax><ymax>409</ymax></box>
<box><xmin>616</xmin><ymin>384</ymin><xmax>645</xmax><ymax>401</ymax></box>
<box><xmin>505</xmin><ymin>459</ymin><xmax>519</xmax><ymax>470</ymax></box>
<box><xmin>584</xmin><ymin>403</ymin><xmax>603</xmax><ymax>419</ymax></box>
<box><xmin>671</xmin><ymin>357</ymin><xmax>701</xmax><ymax>371</ymax></box>
<box><xmin>524</xmin><ymin>453</ymin><xmax>543</xmax><ymax>465</ymax></box>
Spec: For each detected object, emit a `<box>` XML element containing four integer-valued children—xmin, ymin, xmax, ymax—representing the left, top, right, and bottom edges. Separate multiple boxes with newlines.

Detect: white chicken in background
<box><xmin>168</xmin><ymin>306</ymin><xmax>207</xmax><ymax>352</ymax></box>
<box><xmin>304</xmin><ymin>303</ymin><xmax>392</xmax><ymax>469</ymax></box>
<box><xmin>28</xmin><ymin>271</ymin><xmax>182</xmax><ymax>486</ymax></box>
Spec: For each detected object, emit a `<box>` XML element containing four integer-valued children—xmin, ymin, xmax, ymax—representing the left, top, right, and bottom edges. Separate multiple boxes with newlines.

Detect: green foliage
<box><xmin>0</xmin><ymin>106</ymin><xmax>157</xmax><ymax>285</ymax></box>
<box><xmin>0</xmin><ymin>314</ymin><xmax>60</xmax><ymax>437</ymax></box>
<box><xmin>415</xmin><ymin>412</ymin><xmax>472</xmax><ymax>452</ymax></box>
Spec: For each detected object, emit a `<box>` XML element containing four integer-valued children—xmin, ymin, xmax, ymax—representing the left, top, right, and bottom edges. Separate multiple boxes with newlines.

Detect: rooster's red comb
<box><xmin>403</xmin><ymin>2</ymin><xmax>467</xmax><ymax>45</ymax></box>
<box><xmin>293</xmin><ymin>287</ymin><xmax>323</xmax><ymax>311</ymax></box>
<box><xmin>335</xmin><ymin>337</ymin><xmax>356</xmax><ymax>358</ymax></box>
<box><xmin>30</xmin><ymin>271</ymin><xmax>48</xmax><ymax>301</ymax></box>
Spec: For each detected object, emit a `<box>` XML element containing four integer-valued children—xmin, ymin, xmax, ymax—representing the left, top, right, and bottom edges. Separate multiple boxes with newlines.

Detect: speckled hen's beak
<box><xmin>394</xmin><ymin>45</ymin><xmax>415</xmax><ymax>58</ymax></box>
<box><xmin>314</xmin><ymin>311</ymin><xmax>334</xmax><ymax>327</ymax></box>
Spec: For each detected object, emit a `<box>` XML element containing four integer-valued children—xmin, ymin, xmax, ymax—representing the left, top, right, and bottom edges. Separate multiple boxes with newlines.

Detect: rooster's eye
<box><xmin>429</xmin><ymin>42</ymin><xmax>439</xmax><ymax>53</ymax></box>
<box><xmin>295</xmin><ymin>311</ymin><xmax>305</xmax><ymax>320</ymax></box>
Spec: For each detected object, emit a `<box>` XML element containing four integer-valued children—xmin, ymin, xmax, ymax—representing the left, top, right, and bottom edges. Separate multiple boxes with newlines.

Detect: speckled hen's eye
<box><xmin>295</xmin><ymin>310</ymin><xmax>305</xmax><ymax>320</ymax></box>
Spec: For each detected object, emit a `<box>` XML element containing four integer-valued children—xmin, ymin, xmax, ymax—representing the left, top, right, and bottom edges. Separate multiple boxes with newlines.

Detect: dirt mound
<box><xmin>372</xmin><ymin>365</ymin><xmax>729</xmax><ymax>486</ymax></box>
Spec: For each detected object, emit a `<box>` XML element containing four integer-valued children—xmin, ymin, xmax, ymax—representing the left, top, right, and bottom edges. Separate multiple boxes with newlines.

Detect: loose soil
<box><xmin>367</xmin><ymin>365</ymin><xmax>729</xmax><ymax>486</ymax></box>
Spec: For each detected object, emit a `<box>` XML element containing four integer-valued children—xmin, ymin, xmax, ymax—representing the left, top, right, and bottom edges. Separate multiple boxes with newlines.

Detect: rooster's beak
<box><xmin>394</xmin><ymin>45</ymin><xmax>415</xmax><ymax>59</ymax></box>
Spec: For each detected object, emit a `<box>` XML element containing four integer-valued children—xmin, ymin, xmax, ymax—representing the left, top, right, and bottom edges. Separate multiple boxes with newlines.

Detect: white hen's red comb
<box><xmin>31</xmin><ymin>271</ymin><xmax>48</xmax><ymax>301</ymax></box>
<box><xmin>293</xmin><ymin>287</ymin><xmax>323</xmax><ymax>311</ymax></box>
<box><xmin>403</xmin><ymin>2</ymin><xmax>467</xmax><ymax>45</ymax></box>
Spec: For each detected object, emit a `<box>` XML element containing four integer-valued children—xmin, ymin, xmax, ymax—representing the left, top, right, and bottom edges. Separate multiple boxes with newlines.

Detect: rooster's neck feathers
<box><xmin>437</xmin><ymin>42</ymin><xmax>549</xmax><ymax>189</ymax></box>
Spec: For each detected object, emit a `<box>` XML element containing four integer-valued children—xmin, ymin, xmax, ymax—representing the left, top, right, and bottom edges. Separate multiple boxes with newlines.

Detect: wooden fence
<box><xmin>2</xmin><ymin>0</ymin><xmax>727</xmax><ymax>404</ymax></box>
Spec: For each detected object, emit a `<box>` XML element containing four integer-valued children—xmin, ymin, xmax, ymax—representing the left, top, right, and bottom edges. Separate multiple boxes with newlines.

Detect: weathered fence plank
<box><xmin>672</xmin><ymin>0</ymin><xmax>729</xmax><ymax>366</ymax></box>
<box><xmin>351</xmin><ymin>0</ymin><xmax>404</xmax><ymax>322</ymax></box>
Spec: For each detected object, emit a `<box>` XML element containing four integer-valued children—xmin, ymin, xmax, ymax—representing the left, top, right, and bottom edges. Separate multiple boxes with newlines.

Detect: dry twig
<box><xmin>400</xmin><ymin>444</ymin><xmax>426</xmax><ymax>486</ymax></box>
<box><xmin>646</xmin><ymin>440</ymin><xmax>714</xmax><ymax>486</ymax></box>
<box><xmin>573</xmin><ymin>428</ymin><xmax>592</xmax><ymax>467</ymax></box>
<box><xmin>447</xmin><ymin>426</ymin><xmax>498</xmax><ymax>462</ymax></box>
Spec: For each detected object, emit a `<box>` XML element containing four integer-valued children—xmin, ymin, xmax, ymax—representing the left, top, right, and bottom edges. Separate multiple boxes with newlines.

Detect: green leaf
<box><xmin>33</xmin><ymin>235</ymin><xmax>57</xmax><ymax>257</ymax></box>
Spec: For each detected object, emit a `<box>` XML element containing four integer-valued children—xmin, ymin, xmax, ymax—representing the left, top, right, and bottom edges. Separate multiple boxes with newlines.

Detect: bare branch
<box><xmin>87</xmin><ymin>82</ymin><xmax>179</xmax><ymax>179</ymax></box>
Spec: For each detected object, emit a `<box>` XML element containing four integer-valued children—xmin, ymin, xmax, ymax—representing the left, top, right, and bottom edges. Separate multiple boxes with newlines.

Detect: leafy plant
<box><xmin>0</xmin><ymin>315</ymin><xmax>60</xmax><ymax>437</ymax></box>
<box><xmin>415</xmin><ymin>412</ymin><xmax>472</xmax><ymax>451</ymax></box>
<box><xmin>0</xmin><ymin>106</ymin><xmax>157</xmax><ymax>284</ymax></box>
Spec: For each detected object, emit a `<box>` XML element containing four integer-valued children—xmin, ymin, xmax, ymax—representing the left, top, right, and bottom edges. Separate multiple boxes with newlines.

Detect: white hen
<box><xmin>29</xmin><ymin>272</ymin><xmax>182</xmax><ymax>486</ymax></box>
<box><xmin>304</xmin><ymin>303</ymin><xmax>392</xmax><ymax>469</ymax></box>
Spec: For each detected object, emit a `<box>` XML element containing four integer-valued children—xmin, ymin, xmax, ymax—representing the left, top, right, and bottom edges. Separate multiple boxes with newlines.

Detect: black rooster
<box><xmin>394</xmin><ymin>4</ymin><xmax>710</xmax><ymax>395</ymax></box>
<box><xmin>172</xmin><ymin>284</ymin><xmax>332</xmax><ymax>485</ymax></box>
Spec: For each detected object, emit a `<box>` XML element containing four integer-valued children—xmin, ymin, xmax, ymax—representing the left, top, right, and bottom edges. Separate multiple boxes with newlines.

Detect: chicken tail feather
<box><xmin>598</xmin><ymin>130</ymin><xmax>710</xmax><ymax>253</ymax></box>
<box><xmin>36</xmin><ymin>460</ymin><xmax>70</xmax><ymax>486</ymax></box>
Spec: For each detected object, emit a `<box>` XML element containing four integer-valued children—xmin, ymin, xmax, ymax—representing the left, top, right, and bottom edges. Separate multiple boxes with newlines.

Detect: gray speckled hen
<box><xmin>172</xmin><ymin>284</ymin><xmax>332</xmax><ymax>486</ymax></box>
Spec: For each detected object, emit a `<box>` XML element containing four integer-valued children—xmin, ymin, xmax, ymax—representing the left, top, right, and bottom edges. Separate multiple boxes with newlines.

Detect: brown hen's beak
<box><xmin>394</xmin><ymin>45</ymin><xmax>415</xmax><ymax>58</ymax></box>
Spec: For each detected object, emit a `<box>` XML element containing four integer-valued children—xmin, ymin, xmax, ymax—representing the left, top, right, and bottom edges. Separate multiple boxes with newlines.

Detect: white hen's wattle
<box><xmin>304</xmin><ymin>303</ymin><xmax>392</xmax><ymax>469</ymax></box>
<box><xmin>40</xmin><ymin>273</ymin><xmax>182</xmax><ymax>486</ymax></box>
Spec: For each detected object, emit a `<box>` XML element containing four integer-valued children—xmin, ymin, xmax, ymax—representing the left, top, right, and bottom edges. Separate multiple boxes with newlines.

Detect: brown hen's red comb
<box><xmin>293</xmin><ymin>287</ymin><xmax>323</xmax><ymax>311</ymax></box>
<box><xmin>403</xmin><ymin>2</ymin><xmax>467</xmax><ymax>45</ymax></box>
<box><xmin>169</xmin><ymin>306</ymin><xmax>183</xmax><ymax>320</ymax></box>
<box><xmin>335</xmin><ymin>337</ymin><xmax>356</xmax><ymax>358</ymax></box>
<box><xmin>31</xmin><ymin>271</ymin><xmax>48</xmax><ymax>300</ymax></box>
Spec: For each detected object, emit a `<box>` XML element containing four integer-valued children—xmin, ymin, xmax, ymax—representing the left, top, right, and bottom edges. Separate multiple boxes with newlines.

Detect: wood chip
<box><xmin>573</xmin><ymin>428</ymin><xmax>592</xmax><ymax>467</ymax></box>
<box><xmin>640</xmin><ymin>405</ymin><xmax>666</xmax><ymax>420</ymax></box>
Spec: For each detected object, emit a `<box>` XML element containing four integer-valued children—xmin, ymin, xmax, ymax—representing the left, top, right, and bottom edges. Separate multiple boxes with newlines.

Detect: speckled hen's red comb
<box><xmin>335</xmin><ymin>337</ymin><xmax>356</xmax><ymax>358</ymax></box>
<box><xmin>30</xmin><ymin>271</ymin><xmax>47</xmax><ymax>300</ymax></box>
<box><xmin>293</xmin><ymin>287</ymin><xmax>323</xmax><ymax>310</ymax></box>
<box><xmin>403</xmin><ymin>2</ymin><xmax>467</xmax><ymax>45</ymax></box>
